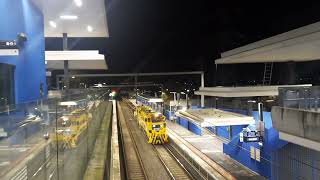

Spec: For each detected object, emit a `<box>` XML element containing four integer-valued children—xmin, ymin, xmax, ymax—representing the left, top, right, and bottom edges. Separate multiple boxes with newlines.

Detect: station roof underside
<box><xmin>216</xmin><ymin>21</ymin><xmax>320</xmax><ymax>64</ymax></box>
<box><xmin>194</xmin><ymin>84</ymin><xmax>312</xmax><ymax>97</ymax></box>
<box><xmin>32</xmin><ymin>0</ymin><xmax>108</xmax><ymax>37</ymax></box>
<box><xmin>176</xmin><ymin>109</ymin><xmax>255</xmax><ymax>127</ymax></box>
<box><xmin>45</xmin><ymin>50</ymin><xmax>107</xmax><ymax>70</ymax></box>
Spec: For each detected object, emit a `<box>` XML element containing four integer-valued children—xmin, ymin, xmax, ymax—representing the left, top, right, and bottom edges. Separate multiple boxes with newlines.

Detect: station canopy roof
<box><xmin>194</xmin><ymin>85</ymin><xmax>312</xmax><ymax>97</ymax></box>
<box><xmin>137</xmin><ymin>94</ymin><xmax>163</xmax><ymax>103</ymax></box>
<box><xmin>216</xmin><ymin>22</ymin><xmax>320</xmax><ymax>64</ymax></box>
<box><xmin>176</xmin><ymin>109</ymin><xmax>255</xmax><ymax>127</ymax></box>
<box><xmin>45</xmin><ymin>50</ymin><xmax>107</xmax><ymax>70</ymax></box>
<box><xmin>32</xmin><ymin>0</ymin><xmax>108</xmax><ymax>37</ymax></box>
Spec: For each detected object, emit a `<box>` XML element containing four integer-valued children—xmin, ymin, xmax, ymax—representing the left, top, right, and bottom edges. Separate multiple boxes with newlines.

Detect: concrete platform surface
<box><xmin>167</xmin><ymin>120</ymin><xmax>265</xmax><ymax>180</ymax></box>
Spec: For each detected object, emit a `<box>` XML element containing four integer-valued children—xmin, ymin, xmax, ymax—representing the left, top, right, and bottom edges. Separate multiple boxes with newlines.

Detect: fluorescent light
<box><xmin>59</xmin><ymin>101</ymin><xmax>78</xmax><ymax>106</ymax></box>
<box><xmin>148</xmin><ymin>99</ymin><xmax>163</xmax><ymax>103</ymax></box>
<box><xmin>60</xmin><ymin>15</ymin><xmax>78</xmax><ymax>20</ymax></box>
<box><xmin>74</xmin><ymin>0</ymin><xmax>82</xmax><ymax>7</ymax></box>
<box><xmin>266</xmin><ymin>99</ymin><xmax>275</xmax><ymax>102</ymax></box>
<box><xmin>49</xmin><ymin>21</ymin><xmax>57</xmax><ymax>28</ymax></box>
<box><xmin>87</xmin><ymin>25</ymin><xmax>93</xmax><ymax>32</ymax></box>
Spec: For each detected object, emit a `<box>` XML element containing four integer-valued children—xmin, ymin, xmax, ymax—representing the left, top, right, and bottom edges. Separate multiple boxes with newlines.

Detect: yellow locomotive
<box><xmin>134</xmin><ymin>105</ymin><xmax>168</xmax><ymax>144</ymax></box>
<box><xmin>53</xmin><ymin>108</ymin><xmax>90</xmax><ymax>148</ymax></box>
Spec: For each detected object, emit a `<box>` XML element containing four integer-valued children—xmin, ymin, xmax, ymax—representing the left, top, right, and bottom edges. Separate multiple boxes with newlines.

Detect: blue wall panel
<box><xmin>223</xmin><ymin>111</ymin><xmax>288</xmax><ymax>179</ymax></box>
<box><xmin>223</xmin><ymin>140</ymin><xmax>272</xmax><ymax>178</ymax></box>
<box><xmin>206</xmin><ymin>126</ymin><xmax>215</xmax><ymax>134</ymax></box>
<box><xmin>188</xmin><ymin>122</ymin><xmax>201</xmax><ymax>135</ymax></box>
<box><xmin>191</xmin><ymin>105</ymin><xmax>200</xmax><ymax>109</ymax></box>
<box><xmin>179</xmin><ymin>117</ymin><xmax>189</xmax><ymax>129</ymax></box>
<box><xmin>164</xmin><ymin>110</ymin><xmax>170</xmax><ymax>120</ymax></box>
<box><xmin>217</xmin><ymin>126</ymin><xmax>230</xmax><ymax>139</ymax></box>
<box><xmin>176</xmin><ymin>118</ymin><xmax>180</xmax><ymax>124</ymax></box>
<box><xmin>164</xmin><ymin>110</ymin><xmax>174</xmax><ymax>121</ymax></box>
<box><xmin>252</xmin><ymin>111</ymin><xmax>287</xmax><ymax>151</ymax></box>
<box><xmin>232</xmin><ymin>125</ymin><xmax>247</xmax><ymax>138</ymax></box>
<box><xmin>176</xmin><ymin>117</ymin><xmax>202</xmax><ymax>135</ymax></box>
<box><xmin>0</xmin><ymin>0</ymin><xmax>47</xmax><ymax>103</ymax></box>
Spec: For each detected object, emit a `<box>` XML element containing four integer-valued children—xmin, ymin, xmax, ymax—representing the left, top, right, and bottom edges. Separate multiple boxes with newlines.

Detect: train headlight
<box><xmin>155</xmin><ymin>113</ymin><xmax>161</xmax><ymax>117</ymax></box>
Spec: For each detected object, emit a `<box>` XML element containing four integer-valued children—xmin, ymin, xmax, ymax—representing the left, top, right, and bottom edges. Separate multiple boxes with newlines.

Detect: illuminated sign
<box><xmin>0</xmin><ymin>40</ymin><xmax>19</xmax><ymax>56</ymax></box>
<box><xmin>240</xmin><ymin>130</ymin><xmax>263</xmax><ymax>143</ymax></box>
<box><xmin>0</xmin><ymin>40</ymin><xmax>18</xmax><ymax>49</ymax></box>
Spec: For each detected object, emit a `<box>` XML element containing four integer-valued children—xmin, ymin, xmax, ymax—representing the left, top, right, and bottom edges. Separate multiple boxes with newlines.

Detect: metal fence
<box><xmin>278</xmin><ymin>86</ymin><xmax>320</xmax><ymax>111</ymax></box>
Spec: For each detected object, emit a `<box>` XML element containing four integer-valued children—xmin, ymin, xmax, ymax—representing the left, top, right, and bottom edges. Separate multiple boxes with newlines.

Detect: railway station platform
<box><xmin>130</xmin><ymin>97</ymin><xmax>265</xmax><ymax>179</ymax></box>
<box><xmin>166</xmin><ymin>120</ymin><xmax>265</xmax><ymax>180</ymax></box>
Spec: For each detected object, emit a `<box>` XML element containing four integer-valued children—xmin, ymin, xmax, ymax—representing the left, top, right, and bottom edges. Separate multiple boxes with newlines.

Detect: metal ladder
<box><xmin>262</xmin><ymin>62</ymin><xmax>273</xmax><ymax>85</ymax></box>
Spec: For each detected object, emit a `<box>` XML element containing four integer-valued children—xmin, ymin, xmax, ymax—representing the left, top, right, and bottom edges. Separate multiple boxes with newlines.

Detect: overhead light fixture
<box><xmin>74</xmin><ymin>0</ymin><xmax>82</xmax><ymax>7</ymax></box>
<box><xmin>87</xmin><ymin>25</ymin><xmax>93</xmax><ymax>32</ymax></box>
<box><xmin>265</xmin><ymin>99</ymin><xmax>275</xmax><ymax>103</ymax></box>
<box><xmin>49</xmin><ymin>21</ymin><xmax>57</xmax><ymax>28</ymax></box>
<box><xmin>60</xmin><ymin>15</ymin><xmax>78</xmax><ymax>20</ymax></box>
<box><xmin>148</xmin><ymin>99</ymin><xmax>163</xmax><ymax>103</ymax></box>
<box><xmin>60</xmin><ymin>101</ymin><xmax>78</xmax><ymax>106</ymax></box>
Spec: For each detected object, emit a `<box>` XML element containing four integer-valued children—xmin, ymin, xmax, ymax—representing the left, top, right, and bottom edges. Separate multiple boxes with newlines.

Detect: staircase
<box><xmin>262</xmin><ymin>62</ymin><xmax>273</xmax><ymax>85</ymax></box>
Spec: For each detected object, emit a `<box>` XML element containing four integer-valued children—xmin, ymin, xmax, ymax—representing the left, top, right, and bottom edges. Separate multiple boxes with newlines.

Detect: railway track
<box><xmin>118</xmin><ymin>101</ymin><xmax>196</xmax><ymax>180</ymax></box>
<box><xmin>118</xmin><ymin>102</ymin><xmax>148</xmax><ymax>180</ymax></box>
<box><xmin>153</xmin><ymin>144</ymin><xmax>194</xmax><ymax>180</ymax></box>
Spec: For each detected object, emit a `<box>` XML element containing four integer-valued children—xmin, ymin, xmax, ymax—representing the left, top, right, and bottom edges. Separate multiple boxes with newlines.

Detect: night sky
<box><xmin>46</xmin><ymin>1</ymin><xmax>320</xmax><ymax>86</ymax></box>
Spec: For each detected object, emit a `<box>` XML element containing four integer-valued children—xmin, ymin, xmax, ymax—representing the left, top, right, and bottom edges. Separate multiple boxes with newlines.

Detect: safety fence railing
<box><xmin>0</xmin><ymin>89</ymin><xmax>110</xmax><ymax>180</ymax></box>
<box><xmin>278</xmin><ymin>85</ymin><xmax>320</xmax><ymax>111</ymax></box>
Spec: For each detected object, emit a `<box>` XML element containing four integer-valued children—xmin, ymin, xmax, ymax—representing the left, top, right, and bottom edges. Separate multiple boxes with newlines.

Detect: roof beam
<box><xmin>56</xmin><ymin>71</ymin><xmax>204</xmax><ymax>78</ymax></box>
<box><xmin>216</xmin><ymin>21</ymin><xmax>320</xmax><ymax>64</ymax></box>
